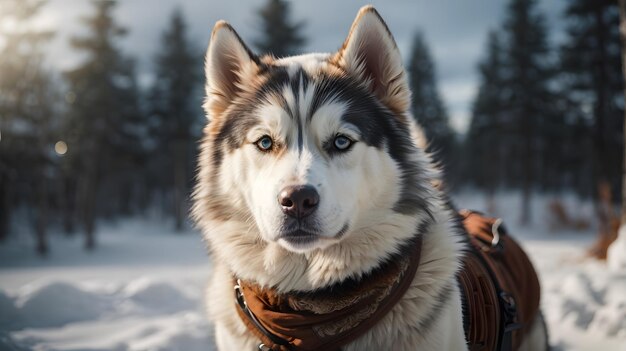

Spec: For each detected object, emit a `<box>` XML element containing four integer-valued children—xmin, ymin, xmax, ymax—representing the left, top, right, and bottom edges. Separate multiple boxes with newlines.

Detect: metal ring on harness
<box><xmin>491</xmin><ymin>218</ymin><xmax>503</xmax><ymax>248</ymax></box>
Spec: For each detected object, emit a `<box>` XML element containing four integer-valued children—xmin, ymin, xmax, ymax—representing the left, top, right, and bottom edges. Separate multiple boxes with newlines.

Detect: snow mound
<box><xmin>551</xmin><ymin>267</ymin><xmax>626</xmax><ymax>340</ymax></box>
<box><xmin>141</xmin><ymin>332</ymin><xmax>213</xmax><ymax>351</ymax></box>
<box><xmin>16</xmin><ymin>282</ymin><xmax>108</xmax><ymax>328</ymax></box>
<box><xmin>0</xmin><ymin>291</ymin><xmax>19</xmax><ymax>330</ymax></box>
<box><xmin>126</xmin><ymin>313</ymin><xmax>213</xmax><ymax>351</ymax></box>
<box><xmin>588</xmin><ymin>277</ymin><xmax>626</xmax><ymax>337</ymax></box>
<box><xmin>123</xmin><ymin>279</ymin><xmax>195</xmax><ymax>313</ymax></box>
<box><xmin>0</xmin><ymin>332</ymin><xmax>28</xmax><ymax>351</ymax></box>
<box><xmin>590</xmin><ymin>299</ymin><xmax>626</xmax><ymax>337</ymax></box>
<box><xmin>560</xmin><ymin>272</ymin><xmax>604</xmax><ymax>305</ymax></box>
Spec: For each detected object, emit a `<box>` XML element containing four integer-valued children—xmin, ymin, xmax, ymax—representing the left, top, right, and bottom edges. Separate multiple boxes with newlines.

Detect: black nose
<box><xmin>278</xmin><ymin>185</ymin><xmax>320</xmax><ymax>219</ymax></box>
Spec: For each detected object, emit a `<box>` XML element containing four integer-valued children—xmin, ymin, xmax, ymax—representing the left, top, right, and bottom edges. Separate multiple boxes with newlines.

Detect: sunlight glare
<box><xmin>54</xmin><ymin>140</ymin><xmax>68</xmax><ymax>156</ymax></box>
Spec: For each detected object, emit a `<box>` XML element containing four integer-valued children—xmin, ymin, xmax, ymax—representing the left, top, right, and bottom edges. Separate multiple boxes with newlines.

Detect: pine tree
<box><xmin>0</xmin><ymin>0</ymin><xmax>58</xmax><ymax>254</ymax></box>
<box><xmin>560</xmin><ymin>0</ymin><xmax>623</xmax><ymax>206</ymax></box>
<box><xmin>502</xmin><ymin>0</ymin><xmax>555</xmax><ymax>224</ymax></box>
<box><xmin>466</xmin><ymin>31</ymin><xmax>507</xmax><ymax>196</ymax></box>
<box><xmin>407</xmin><ymin>31</ymin><xmax>456</xmax><ymax>180</ymax></box>
<box><xmin>621</xmin><ymin>0</ymin><xmax>626</xmax><ymax>226</ymax></box>
<box><xmin>549</xmin><ymin>93</ymin><xmax>593</xmax><ymax>196</ymax></box>
<box><xmin>254</xmin><ymin>0</ymin><xmax>306</xmax><ymax>57</ymax></box>
<box><xmin>148</xmin><ymin>8</ymin><xmax>202</xmax><ymax>231</ymax></box>
<box><xmin>64</xmin><ymin>0</ymin><xmax>145</xmax><ymax>249</ymax></box>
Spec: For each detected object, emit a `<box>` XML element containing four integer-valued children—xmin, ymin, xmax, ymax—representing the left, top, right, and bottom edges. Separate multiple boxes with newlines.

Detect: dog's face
<box><xmin>195</xmin><ymin>7</ymin><xmax>430</xmax><ymax>254</ymax></box>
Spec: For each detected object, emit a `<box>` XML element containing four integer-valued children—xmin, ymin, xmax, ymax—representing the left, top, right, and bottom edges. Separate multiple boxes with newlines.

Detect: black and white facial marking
<box><xmin>208</xmin><ymin>59</ymin><xmax>427</xmax><ymax>253</ymax></box>
<box><xmin>196</xmin><ymin>7</ymin><xmax>432</xmax><ymax>253</ymax></box>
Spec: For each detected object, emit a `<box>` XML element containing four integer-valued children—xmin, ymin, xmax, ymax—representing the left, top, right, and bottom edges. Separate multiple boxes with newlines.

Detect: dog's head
<box><xmin>194</xmin><ymin>6</ymin><xmax>435</xmax><ymax>255</ymax></box>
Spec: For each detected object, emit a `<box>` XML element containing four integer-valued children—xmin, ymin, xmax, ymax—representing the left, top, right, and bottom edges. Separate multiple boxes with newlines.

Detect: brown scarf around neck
<box><xmin>234</xmin><ymin>235</ymin><xmax>424</xmax><ymax>351</ymax></box>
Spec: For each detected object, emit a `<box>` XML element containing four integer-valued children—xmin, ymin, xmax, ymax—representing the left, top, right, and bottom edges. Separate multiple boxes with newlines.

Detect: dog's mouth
<box><xmin>278</xmin><ymin>229</ymin><xmax>319</xmax><ymax>245</ymax></box>
<box><xmin>277</xmin><ymin>223</ymin><xmax>350</xmax><ymax>250</ymax></box>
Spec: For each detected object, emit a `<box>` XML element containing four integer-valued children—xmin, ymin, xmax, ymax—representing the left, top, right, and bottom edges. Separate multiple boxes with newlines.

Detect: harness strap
<box><xmin>235</xmin><ymin>280</ymin><xmax>292</xmax><ymax>350</ymax></box>
<box><xmin>234</xmin><ymin>235</ymin><xmax>423</xmax><ymax>351</ymax></box>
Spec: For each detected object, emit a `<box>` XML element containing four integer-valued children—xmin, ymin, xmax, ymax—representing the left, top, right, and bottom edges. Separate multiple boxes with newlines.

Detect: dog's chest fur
<box><xmin>206</xmin><ymin>205</ymin><xmax>468</xmax><ymax>351</ymax></box>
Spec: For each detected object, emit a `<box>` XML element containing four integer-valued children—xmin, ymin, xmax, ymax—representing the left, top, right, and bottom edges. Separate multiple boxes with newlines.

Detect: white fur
<box><xmin>274</xmin><ymin>52</ymin><xmax>333</xmax><ymax>76</ymax></box>
<box><xmin>196</xmin><ymin>6</ymin><xmax>548</xmax><ymax>351</ymax></box>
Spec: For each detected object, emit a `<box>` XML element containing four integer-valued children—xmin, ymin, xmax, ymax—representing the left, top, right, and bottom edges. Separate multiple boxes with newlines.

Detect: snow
<box><xmin>0</xmin><ymin>218</ymin><xmax>214</xmax><ymax>351</ymax></box>
<box><xmin>608</xmin><ymin>225</ymin><xmax>626</xmax><ymax>272</ymax></box>
<box><xmin>17</xmin><ymin>282</ymin><xmax>108</xmax><ymax>328</ymax></box>
<box><xmin>1</xmin><ymin>193</ymin><xmax>625</xmax><ymax>351</ymax></box>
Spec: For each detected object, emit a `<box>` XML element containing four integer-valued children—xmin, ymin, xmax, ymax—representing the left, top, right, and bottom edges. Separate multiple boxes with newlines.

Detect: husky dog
<box><xmin>193</xmin><ymin>6</ymin><xmax>548</xmax><ymax>351</ymax></box>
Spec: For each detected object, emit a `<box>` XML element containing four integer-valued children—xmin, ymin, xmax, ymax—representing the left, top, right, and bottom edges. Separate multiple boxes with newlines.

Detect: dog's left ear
<box><xmin>334</xmin><ymin>6</ymin><xmax>410</xmax><ymax>114</ymax></box>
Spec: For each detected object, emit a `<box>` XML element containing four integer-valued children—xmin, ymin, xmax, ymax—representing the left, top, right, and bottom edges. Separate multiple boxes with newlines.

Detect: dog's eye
<box><xmin>333</xmin><ymin>135</ymin><xmax>353</xmax><ymax>151</ymax></box>
<box><xmin>255</xmin><ymin>135</ymin><xmax>273</xmax><ymax>151</ymax></box>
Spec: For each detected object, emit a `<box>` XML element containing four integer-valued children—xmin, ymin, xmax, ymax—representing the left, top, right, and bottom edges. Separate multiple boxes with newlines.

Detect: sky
<box><xmin>34</xmin><ymin>0</ymin><xmax>566</xmax><ymax>134</ymax></box>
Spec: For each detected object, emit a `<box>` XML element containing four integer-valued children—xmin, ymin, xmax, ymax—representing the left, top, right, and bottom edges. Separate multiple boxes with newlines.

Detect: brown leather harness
<box><xmin>234</xmin><ymin>211</ymin><xmax>541</xmax><ymax>351</ymax></box>
<box><xmin>458</xmin><ymin>210</ymin><xmax>541</xmax><ymax>351</ymax></box>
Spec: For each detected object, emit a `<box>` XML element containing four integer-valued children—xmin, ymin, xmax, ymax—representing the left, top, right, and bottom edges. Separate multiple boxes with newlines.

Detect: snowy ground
<box><xmin>1</xmin><ymin>193</ymin><xmax>625</xmax><ymax>351</ymax></box>
<box><xmin>0</xmin><ymin>218</ymin><xmax>215</xmax><ymax>351</ymax></box>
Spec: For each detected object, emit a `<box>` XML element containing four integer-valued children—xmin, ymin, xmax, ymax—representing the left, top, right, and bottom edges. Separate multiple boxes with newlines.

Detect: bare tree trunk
<box><xmin>592</xmin><ymin>4</ymin><xmax>612</xmax><ymax>239</ymax></box>
<box><xmin>81</xmin><ymin>146</ymin><xmax>98</xmax><ymax>250</ymax></box>
<box><xmin>619</xmin><ymin>0</ymin><xmax>626</xmax><ymax>225</ymax></box>
<box><xmin>520</xmin><ymin>110</ymin><xmax>533</xmax><ymax>225</ymax></box>
<box><xmin>589</xmin><ymin>181</ymin><xmax>619</xmax><ymax>259</ymax></box>
<box><xmin>173</xmin><ymin>139</ymin><xmax>186</xmax><ymax>232</ymax></box>
<box><xmin>83</xmin><ymin>175</ymin><xmax>97</xmax><ymax>250</ymax></box>
<box><xmin>521</xmin><ymin>185</ymin><xmax>531</xmax><ymax>225</ymax></box>
<box><xmin>0</xmin><ymin>176</ymin><xmax>11</xmax><ymax>242</ymax></box>
<box><xmin>62</xmin><ymin>176</ymin><xmax>76</xmax><ymax>235</ymax></box>
<box><xmin>119</xmin><ymin>181</ymin><xmax>133</xmax><ymax>216</ymax></box>
<box><xmin>35</xmin><ymin>174</ymin><xmax>48</xmax><ymax>256</ymax></box>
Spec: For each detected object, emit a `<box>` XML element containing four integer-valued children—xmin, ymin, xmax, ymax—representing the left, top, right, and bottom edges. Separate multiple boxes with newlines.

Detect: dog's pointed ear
<box><xmin>333</xmin><ymin>6</ymin><xmax>410</xmax><ymax>114</ymax></box>
<box><xmin>204</xmin><ymin>21</ymin><xmax>259</xmax><ymax>118</ymax></box>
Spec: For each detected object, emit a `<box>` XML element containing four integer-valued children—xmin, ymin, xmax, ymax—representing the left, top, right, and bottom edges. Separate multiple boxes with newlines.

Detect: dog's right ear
<box><xmin>204</xmin><ymin>21</ymin><xmax>259</xmax><ymax>118</ymax></box>
<box><xmin>333</xmin><ymin>6</ymin><xmax>410</xmax><ymax>115</ymax></box>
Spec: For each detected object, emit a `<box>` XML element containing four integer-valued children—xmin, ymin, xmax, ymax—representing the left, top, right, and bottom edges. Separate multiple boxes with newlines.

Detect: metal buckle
<box><xmin>499</xmin><ymin>291</ymin><xmax>521</xmax><ymax>331</ymax></box>
<box><xmin>491</xmin><ymin>218</ymin><xmax>504</xmax><ymax>249</ymax></box>
<box><xmin>234</xmin><ymin>279</ymin><xmax>246</xmax><ymax>308</ymax></box>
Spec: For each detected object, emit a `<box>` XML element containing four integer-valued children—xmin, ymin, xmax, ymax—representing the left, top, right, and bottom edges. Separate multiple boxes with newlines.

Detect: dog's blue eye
<box><xmin>334</xmin><ymin>135</ymin><xmax>352</xmax><ymax>151</ymax></box>
<box><xmin>256</xmin><ymin>136</ymin><xmax>273</xmax><ymax>151</ymax></box>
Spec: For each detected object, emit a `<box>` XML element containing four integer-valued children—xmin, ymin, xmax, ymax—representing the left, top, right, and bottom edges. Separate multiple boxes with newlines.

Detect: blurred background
<box><xmin>0</xmin><ymin>0</ymin><xmax>622</xmax><ymax>252</ymax></box>
<box><xmin>0</xmin><ymin>0</ymin><xmax>625</xmax><ymax>350</ymax></box>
